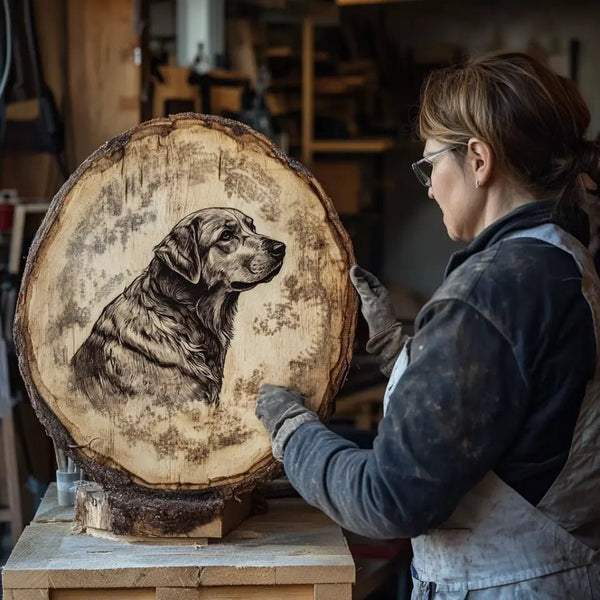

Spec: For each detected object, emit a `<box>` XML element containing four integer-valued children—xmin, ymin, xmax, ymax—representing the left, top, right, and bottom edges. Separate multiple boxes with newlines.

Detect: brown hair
<box><xmin>418</xmin><ymin>51</ymin><xmax>600</xmax><ymax>206</ymax></box>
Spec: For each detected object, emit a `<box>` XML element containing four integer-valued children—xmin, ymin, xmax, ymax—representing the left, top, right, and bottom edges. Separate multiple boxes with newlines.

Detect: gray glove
<box><xmin>255</xmin><ymin>384</ymin><xmax>318</xmax><ymax>461</ymax></box>
<box><xmin>350</xmin><ymin>266</ymin><xmax>396</xmax><ymax>337</ymax></box>
<box><xmin>350</xmin><ymin>265</ymin><xmax>408</xmax><ymax>377</ymax></box>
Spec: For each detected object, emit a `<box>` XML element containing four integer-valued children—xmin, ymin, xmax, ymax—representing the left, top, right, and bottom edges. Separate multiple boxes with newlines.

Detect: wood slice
<box><xmin>75</xmin><ymin>482</ymin><xmax>251</xmax><ymax>541</ymax></box>
<box><xmin>15</xmin><ymin>114</ymin><xmax>356</xmax><ymax>504</ymax></box>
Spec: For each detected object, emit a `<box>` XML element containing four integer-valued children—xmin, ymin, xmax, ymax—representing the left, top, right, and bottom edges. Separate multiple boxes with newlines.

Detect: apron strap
<box><xmin>504</xmin><ymin>223</ymin><xmax>600</xmax><ymax>380</ymax></box>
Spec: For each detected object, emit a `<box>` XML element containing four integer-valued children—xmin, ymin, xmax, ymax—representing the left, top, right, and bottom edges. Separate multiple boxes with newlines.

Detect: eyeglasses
<box><xmin>412</xmin><ymin>145</ymin><xmax>460</xmax><ymax>188</ymax></box>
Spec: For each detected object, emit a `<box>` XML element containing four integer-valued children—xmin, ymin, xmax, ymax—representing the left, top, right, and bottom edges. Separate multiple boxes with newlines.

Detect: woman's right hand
<box><xmin>349</xmin><ymin>265</ymin><xmax>397</xmax><ymax>337</ymax></box>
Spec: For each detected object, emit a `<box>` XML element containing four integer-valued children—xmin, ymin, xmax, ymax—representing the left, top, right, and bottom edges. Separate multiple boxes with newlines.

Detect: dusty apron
<box><xmin>385</xmin><ymin>224</ymin><xmax>600</xmax><ymax>599</ymax></box>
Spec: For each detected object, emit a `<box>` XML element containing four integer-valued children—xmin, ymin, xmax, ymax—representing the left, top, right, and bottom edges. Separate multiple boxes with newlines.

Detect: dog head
<box><xmin>154</xmin><ymin>208</ymin><xmax>285</xmax><ymax>292</ymax></box>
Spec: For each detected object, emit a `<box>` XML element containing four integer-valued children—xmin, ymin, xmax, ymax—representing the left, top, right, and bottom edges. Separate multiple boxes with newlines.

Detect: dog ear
<box><xmin>154</xmin><ymin>224</ymin><xmax>202</xmax><ymax>284</ymax></box>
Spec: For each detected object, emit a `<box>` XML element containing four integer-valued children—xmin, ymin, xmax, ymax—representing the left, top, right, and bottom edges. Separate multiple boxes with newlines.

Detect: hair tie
<box><xmin>577</xmin><ymin>139</ymin><xmax>599</xmax><ymax>175</ymax></box>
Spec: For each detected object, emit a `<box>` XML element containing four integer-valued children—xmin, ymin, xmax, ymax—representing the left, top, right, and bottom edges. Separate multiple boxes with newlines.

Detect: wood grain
<box><xmin>51</xmin><ymin>592</ymin><xmax>154</xmax><ymax>600</ymax></box>
<box><xmin>2</xmin><ymin>498</ymin><xmax>355</xmax><ymax>590</ymax></box>
<box><xmin>157</xmin><ymin>586</ymin><xmax>313</xmax><ymax>599</ymax></box>
<box><xmin>14</xmin><ymin>114</ymin><xmax>356</xmax><ymax>502</ymax></box>
<box><xmin>67</xmin><ymin>0</ymin><xmax>141</xmax><ymax>167</ymax></box>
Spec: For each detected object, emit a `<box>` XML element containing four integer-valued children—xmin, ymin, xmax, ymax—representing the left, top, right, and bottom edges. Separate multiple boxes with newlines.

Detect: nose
<box><xmin>428</xmin><ymin>186</ymin><xmax>435</xmax><ymax>200</ymax></box>
<box><xmin>267</xmin><ymin>240</ymin><xmax>286</xmax><ymax>258</ymax></box>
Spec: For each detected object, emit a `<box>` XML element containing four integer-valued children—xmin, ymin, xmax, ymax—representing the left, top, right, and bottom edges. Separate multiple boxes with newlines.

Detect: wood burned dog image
<box><xmin>71</xmin><ymin>207</ymin><xmax>285</xmax><ymax>409</ymax></box>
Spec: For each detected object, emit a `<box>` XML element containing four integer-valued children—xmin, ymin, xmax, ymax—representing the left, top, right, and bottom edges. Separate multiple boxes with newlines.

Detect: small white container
<box><xmin>56</xmin><ymin>470</ymin><xmax>80</xmax><ymax>506</ymax></box>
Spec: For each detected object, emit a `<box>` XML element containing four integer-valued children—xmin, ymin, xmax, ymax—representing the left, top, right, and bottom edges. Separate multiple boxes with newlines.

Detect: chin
<box><xmin>446</xmin><ymin>226</ymin><xmax>468</xmax><ymax>243</ymax></box>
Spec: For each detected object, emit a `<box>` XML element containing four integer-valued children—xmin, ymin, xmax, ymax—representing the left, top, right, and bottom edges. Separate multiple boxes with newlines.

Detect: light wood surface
<box><xmin>52</xmin><ymin>592</ymin><xmax>153</xmax><ymax>600</ymax></box>
<box><xmin>15</xmin><ymin>115</ymin><xmax>356</xmax><ymax>500</ymax></box>
<box><xmin>155</xmin><ymin>586</ymin><xmax>314</xmax><ymax>599</ymax></box>
<box><xmin>2</xmin><ymin>488</ymin><xmax>355</xmax><ymax>596</ymax></box>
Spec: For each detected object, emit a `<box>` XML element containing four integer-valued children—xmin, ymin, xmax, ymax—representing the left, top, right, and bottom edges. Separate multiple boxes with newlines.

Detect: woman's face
<box><xmin>424</xmin><ymin>138</ymin><xmax>482</xmax><ymax>242</ymax></box>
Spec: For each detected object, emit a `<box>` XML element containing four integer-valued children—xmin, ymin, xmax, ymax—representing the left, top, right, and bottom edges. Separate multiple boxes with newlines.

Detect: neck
<box><xmin>474</xmin><ymin>179</ymin><xmax>538</xmax><ymax>239</ymax></box>
<box><xmin>141</xmin><ymin>259</ymin><xmax>240</xmax><ymax>342</ymax></box>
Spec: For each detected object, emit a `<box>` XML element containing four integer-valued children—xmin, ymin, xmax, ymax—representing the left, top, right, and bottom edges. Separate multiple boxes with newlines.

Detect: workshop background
<box><xmin>0</xmin><ymin>0</ymin><xmax>599</xmax><ymax>598</ymax></box>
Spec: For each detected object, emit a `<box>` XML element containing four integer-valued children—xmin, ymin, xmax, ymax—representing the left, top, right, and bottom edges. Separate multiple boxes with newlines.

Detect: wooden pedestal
<box><xmin>2</xmin><ymin>484</ymin><xmax>355</xmax><ymax>600</ymax></box>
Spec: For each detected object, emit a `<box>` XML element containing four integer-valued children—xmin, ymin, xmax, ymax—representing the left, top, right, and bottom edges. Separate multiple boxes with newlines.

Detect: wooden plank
<box><xmin>302</xmin><ymin>17</ymin><xmax>314</xmax><ymax>166</ymax></box>
<box><xmin>336</xmin><ymin>0</ymin><xmax>410</xmax><ymax>4</ymax></box>
<box><xmin>195</xmin><ymin>567</ymin><xmax>276</xmax><ymax>587</ymax></box>
<box><xmin>157</xmin><ymin>586</ymin><xmax>313</xmax><ymax>600</ymax></box>
<box><xmin>33</xmin><ymin>484</ymin><xmax>74</xmax><ymax>524</ymax></box>
<box><xmin>312</xmin><ymin>139</ymin><xmax>394</xmax><ymax>154</ymax></box>
<box><xmin>51</xmin><ymin>591</ymin><xmax>154</xmax><ymax>600</ymax></box>
<box><xmin>4</xmin><ymin>590</ymin><xmax>49</xmax><ymax>600</ymax></box>
<box><xmin>314</xmin><ymin>583</ymin><xmax>352</xmax><ymax>599</ymax></box>
<box><xmin>275</xmin><ymin>564</ymin><xmax>355</xmax><ymax>585</ymax></box>
<box><xmin>3</xmin><ymin>499</ymin><xmax>355</xmax><ymax>589</ymax></box>
<box><xmin>67</xmin><ymin>0</ymin><xmax>141</xmax><ymax>168</ymax></box>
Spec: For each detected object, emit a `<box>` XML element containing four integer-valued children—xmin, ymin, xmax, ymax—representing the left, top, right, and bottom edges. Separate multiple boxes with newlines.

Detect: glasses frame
<box><xmin>412</xmin><ymin>145</ymin><xmax>460</xmax><ymax>188</ymax></box>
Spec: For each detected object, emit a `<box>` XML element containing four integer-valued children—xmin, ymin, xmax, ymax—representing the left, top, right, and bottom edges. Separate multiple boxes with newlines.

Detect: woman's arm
<box><xmin>283</xmin><ymin>299</ymin><xmax>529</xmax><ymax>538</ymax></box>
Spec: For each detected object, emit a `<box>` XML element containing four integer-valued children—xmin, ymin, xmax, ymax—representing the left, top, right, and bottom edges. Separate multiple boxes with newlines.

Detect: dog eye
<box><xmin>220</xmin><ymin>230</ymin><xmax>234</xmax><ymax>241</ymax></box>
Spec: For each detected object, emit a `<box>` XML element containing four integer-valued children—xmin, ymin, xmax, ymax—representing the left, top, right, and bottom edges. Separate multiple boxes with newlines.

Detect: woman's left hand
<box><xmin>255</xmin><ymin>384</ymin><xmax>318</xmax><ymax>460</ymax></box>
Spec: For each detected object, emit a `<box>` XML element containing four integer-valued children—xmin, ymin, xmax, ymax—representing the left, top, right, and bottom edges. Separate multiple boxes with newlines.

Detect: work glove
<box><xmin>350</xmin><ymin>265</ymin><xmax>408</xmax><ymax>377</ymax></box>
<box><xmin>255</xmin><ymin>384</ymin><xmax>318</xmax><ymax>461</ymax></box>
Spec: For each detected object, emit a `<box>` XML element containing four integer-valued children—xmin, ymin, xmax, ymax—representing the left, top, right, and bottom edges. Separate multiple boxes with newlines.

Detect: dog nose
<box><xmin>268</xmin><ymin>240</ymin><xmax>286</xmax><ymax>258</ymax></box>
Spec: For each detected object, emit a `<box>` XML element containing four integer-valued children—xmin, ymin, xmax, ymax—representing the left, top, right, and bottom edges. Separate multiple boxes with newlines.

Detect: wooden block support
<box><xmin>75</xmin><ymin>482</ymin><xmax>251</xmax><ymax>542</ymax></box>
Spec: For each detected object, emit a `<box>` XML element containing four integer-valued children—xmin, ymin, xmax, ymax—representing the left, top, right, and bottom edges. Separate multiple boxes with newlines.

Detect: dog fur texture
<box><xmin>71</xmin><ymin>207</ymin><xmax>285</xmax><ymax>409</ymax></box>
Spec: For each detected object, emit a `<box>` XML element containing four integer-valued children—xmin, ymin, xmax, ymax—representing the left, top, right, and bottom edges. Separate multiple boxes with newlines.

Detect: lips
<box><xmin>230</xmin><ymin>260</ymin><xmax>284</xmax><ymax>291</ymax></box>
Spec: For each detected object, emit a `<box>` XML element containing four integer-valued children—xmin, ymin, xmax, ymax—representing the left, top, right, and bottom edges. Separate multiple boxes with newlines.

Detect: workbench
<box><xmin>2</xmin><ymin>484</ymin><xmax>355</xmax><ymax>599</ymax></box>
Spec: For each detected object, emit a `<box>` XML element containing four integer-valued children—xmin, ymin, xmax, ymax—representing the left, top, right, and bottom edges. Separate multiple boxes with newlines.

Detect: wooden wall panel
<box><xmin>66</xmin><ymin>0</ymin><xmax>141</xmax><ymax>168</ymax></box>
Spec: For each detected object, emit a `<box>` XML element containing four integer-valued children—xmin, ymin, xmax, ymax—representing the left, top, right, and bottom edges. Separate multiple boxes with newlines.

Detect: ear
<box><xmin>154</xmin><ymin>224</ymin><xmax>202</xmax><ymax>284</ymax></box>
<box><xmin>467</xmin><ymin>137</ymin><xmax>494</xmax><ymax>188</ymax></box>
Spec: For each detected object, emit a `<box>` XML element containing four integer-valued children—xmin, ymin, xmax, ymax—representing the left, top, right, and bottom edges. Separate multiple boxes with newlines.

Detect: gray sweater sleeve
<box><xmin>283</xmin><ymin>299</ymin><xmax>529</xmax><ymax>539</ymax></box>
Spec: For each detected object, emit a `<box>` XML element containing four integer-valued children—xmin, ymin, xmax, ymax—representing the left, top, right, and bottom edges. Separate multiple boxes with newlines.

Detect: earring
<box><xmin>475</xmin><ymin>180</ymin><xmax>480</xmax><ymax>189</ymax></box>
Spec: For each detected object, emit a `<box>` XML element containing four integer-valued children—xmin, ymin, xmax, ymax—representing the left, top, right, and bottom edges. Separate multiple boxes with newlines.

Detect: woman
<box><xmin>256</xmin><ymin>51</ymin><xmax>600</xmax><ymax>598</ymax></box>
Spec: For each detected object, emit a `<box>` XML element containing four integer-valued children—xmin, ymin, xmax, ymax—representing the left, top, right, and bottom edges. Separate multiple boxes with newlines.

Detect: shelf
<box><xmin>271</xmin><ymin>74</ymin><xmax>367</xmax><ymax>93</ymax></box>
<box><xmin>336</xmin><ymin>0</ymin><xmax>414</xmax><ymax>4</ymax></box>
<box><xmin>312</xmin><ymin>138</ymin><xmax>394</xmax><ymax>154</ymax></box>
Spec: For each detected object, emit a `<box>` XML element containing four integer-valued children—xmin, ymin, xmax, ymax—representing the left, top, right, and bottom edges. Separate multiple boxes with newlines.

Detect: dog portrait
<box><xmin>71</xmin><ymin>207</ymin><xmax>286</xmax><ymax>409</ymax></box>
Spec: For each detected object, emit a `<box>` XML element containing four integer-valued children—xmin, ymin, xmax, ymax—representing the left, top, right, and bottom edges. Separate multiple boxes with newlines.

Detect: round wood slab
<box><xmin>15</xmin><ymin>114</ymin><xmax>356</xmax><ymax>497</ymax></box>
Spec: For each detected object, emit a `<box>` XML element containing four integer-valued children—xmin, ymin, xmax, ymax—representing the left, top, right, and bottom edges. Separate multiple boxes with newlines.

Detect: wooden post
<box><xmin>302</xmin><ymin>17</ymin><xmax>314</xmax><ymax>167</ymax></box>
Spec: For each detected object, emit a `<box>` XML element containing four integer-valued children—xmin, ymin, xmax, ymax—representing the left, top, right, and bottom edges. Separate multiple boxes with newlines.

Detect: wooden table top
<box><xmin>3</xmin><ymin>484</ymin><xmax>355</xmax><ymax>591</ymax></box>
